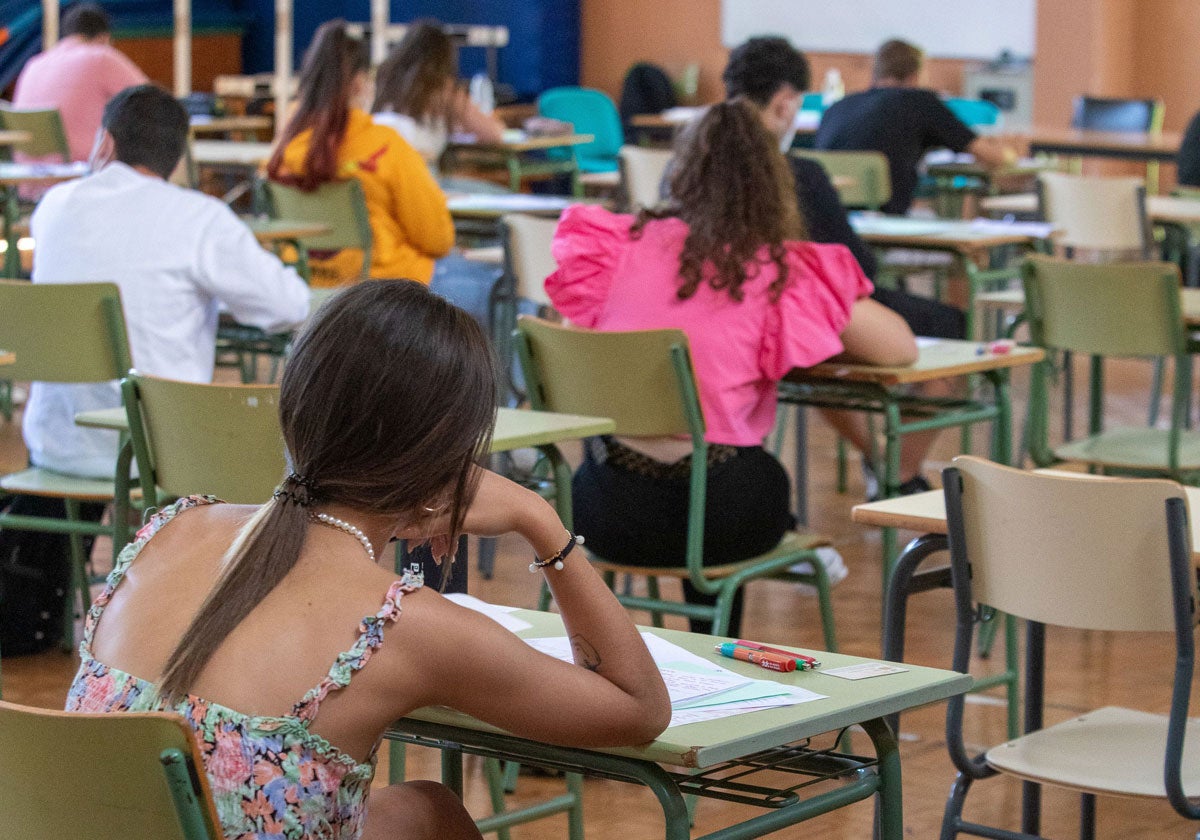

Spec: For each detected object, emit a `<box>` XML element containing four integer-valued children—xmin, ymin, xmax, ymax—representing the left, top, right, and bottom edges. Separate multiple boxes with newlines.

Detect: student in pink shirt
<box><xmin>13</xmin><ymin>4</ymin><xmax>147</xmax><ymax>162</ymax></box>
<box><xmin>545</xmin><ymin>101</ymin><xmax>916</xmax><ymax>634</ymax></box>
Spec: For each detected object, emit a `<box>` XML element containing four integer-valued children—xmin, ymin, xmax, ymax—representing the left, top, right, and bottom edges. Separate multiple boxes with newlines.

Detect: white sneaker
<box><xmin>787</xmin><ymin>546</ymin><xmax>849</xmax><ymax>596</ymax></box>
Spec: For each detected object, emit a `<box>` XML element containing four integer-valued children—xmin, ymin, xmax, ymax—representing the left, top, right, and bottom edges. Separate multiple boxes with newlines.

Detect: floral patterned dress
<box><xmin>66</xmin><ymin>495</ymin><xmax>423</xmax><ymax>840</ymax></box>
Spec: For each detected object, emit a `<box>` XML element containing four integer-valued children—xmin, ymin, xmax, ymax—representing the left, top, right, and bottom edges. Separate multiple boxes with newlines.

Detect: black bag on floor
<box><xmin>0</xmin><ymin>495</ymin><xmax>75</xmax><ymax>655</ymax></box>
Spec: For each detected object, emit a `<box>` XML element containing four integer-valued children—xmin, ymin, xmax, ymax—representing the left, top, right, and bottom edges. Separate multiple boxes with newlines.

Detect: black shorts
<box><xmin>871</xmin><ymin>285</ymin><xmax>966</xmax><ymax>340</ymax></box>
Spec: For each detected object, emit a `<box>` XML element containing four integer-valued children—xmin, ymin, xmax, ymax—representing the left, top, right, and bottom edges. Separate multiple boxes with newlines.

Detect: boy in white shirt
<box><xmin>24</xmin><ymin>84</ymin><xmax>310</xmax><ymax>478</ymax></box>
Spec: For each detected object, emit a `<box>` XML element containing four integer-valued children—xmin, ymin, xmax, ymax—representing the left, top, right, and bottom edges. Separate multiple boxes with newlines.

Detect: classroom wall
<box><xmin>581</xmin><ymin>0</ymin><xmax>1200</xmax><ymax>132</ymax></box>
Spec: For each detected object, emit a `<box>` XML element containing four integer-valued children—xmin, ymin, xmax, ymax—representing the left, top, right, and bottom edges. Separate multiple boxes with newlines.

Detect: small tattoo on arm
<box><xmin>570</xmin><ymin>635</ymin><xmax>602</xmax><ymax>671</ymax></box>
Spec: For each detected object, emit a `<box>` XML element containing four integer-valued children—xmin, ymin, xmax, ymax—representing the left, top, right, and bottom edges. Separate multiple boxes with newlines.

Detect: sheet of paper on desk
<box><xmin>524</xmin><ymin>634</ymin><xmax>753</xmax><ymax>706</ymax></box>
<box><xmin>823</xmin><ymin>662</ymin><xmax>909</xmax><ymax>680</ymax></box>
<box><xmin>966</xmin><ymin>218</ymin><xmax>1056</xmax><ymax>239</ymax></box>
<box><xmin>447</xmin><ymin>194</ymin><xmax>575</xmax><ymax>212</ymax></box>
<box><xmin>443</xmin><ymin>594</ymin><xmax>532</xmax><ymax>632</ymax></box>
<box><xmin>669</xmin><ymin>686</ymin><xmax>827</xmax><ymax>727</ymax></box>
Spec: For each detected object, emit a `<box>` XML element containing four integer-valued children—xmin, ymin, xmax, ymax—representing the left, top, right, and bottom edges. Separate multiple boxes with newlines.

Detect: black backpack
<box><xmin>0</xmin><ymin>496</ymin><xmax>80</xmax><ymax>655</ymax></box>
<box><xmin>619</xmin><ymin>63</ymin><xmax>677</xmax><ymax>139</ymax></box>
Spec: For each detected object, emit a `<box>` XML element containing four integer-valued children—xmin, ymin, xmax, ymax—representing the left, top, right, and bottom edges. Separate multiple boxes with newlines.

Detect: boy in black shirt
<box><xmin>815</xmin><ymin>39</ymin><xmax>1013</xmax><ymax>215</ymax></box>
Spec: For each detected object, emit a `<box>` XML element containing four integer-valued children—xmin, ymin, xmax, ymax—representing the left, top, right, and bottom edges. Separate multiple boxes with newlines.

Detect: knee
<box><xmin>367</xmin><ymin>781</ymin><xmax>480</xmax><ymax>840</ymax></box>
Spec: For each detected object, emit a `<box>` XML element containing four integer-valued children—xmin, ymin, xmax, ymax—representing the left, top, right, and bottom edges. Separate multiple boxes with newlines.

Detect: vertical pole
<box><xmin>370</xmin><ymin>0</ymin><xmax>389</xmax><ymax>65</ymax></box>
<box><xmin>173</xmin><ymin>0</ymin><xmax>192</xmax><ymax>97</ymax></box>
<box><xmin>274</xmin><ymin>0</ymin><xmax>293</xmax><ymax>136</ymax></box>
<box><xmin>42</xmin><ymin>0</ymin><xmax>59</xmax><ymax>51</ymax></box>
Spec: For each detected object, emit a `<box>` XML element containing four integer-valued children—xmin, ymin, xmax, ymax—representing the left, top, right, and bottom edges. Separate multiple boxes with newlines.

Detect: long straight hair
<box><xmin>157</xmin><ymin>281</ymin><xmax>497</xmax><ymax>700</ymax></box>
<box><xmin>371</xmin><ymin>20</ymin><xmax>457</xmax><ymax>122</ymax></box>
<box><xmin>267</xmin><ymin>20</ymin><xmax>370</xmax><ymax>191</ymax></box>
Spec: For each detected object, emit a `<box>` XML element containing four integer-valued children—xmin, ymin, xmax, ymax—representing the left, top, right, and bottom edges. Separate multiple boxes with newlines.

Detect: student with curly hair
<box><xmin>545</xmin><ymin>101</ymin><xmax>916</xmax><ymax>634</ymax></box>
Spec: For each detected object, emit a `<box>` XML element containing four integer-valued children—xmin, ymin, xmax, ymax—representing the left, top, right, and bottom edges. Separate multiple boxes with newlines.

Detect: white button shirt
<box><xmin>24</xmin><ymin>162</ymin><xmax>311</xmax><ymax>478</ymax></box>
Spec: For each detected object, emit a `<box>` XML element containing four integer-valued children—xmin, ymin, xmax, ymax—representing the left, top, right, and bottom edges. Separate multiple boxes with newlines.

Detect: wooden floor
<box><xmin>2</xmin><ymin>354</ymin><xmax>1197</xmax><ymax>838</ymax></box>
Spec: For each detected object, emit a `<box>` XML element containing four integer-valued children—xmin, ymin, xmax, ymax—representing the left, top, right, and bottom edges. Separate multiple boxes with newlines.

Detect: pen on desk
<box><xmin>714</xmin><ymin>643</ymin><xmax>796</xmax><ymax>672</ymax></box>
<box><xmin>734</xmin><ymin>639</ymin><xmax>821</xmax><ymax>668</ymax></box>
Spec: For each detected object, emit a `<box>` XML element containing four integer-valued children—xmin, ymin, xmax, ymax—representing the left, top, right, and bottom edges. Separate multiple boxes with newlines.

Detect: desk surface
<box><xmin>192</xmin><ymin>140</ymin><xmax>273</xmax><ymax>167</ymax></box>
<box><xmin>0</xmin><ymin>161</ymin><xmax>89</xmax><ymax>186</ymax></box>
<box><xmin>75</xmin><ymin>405</ymin><xmax>612</xmax><ymax>454</ymax></box>
<box><xmin>1025</xmin><ymin>127</ymin><xmax>1182</xmax><ymax>160</ymax></box>
<box><xmin>850</xmin><ymin>215</ymin><xmax>1054</xmax><ymax>252</ymax></box>
<box><xmin>446</xmin><ymin>192</ymin><xmax>582</xmax><ymax>220</ymax></box>
<box><xmin>189</xmin><ymin>115</ymin><xmax>273</xmax><ymax>135</ymax></box>
<box><xmin>786</xmin><ymin>339</ymin><xmax>1045</xmax><ymax>387</ymax></box>
<box><xmin>853</xmin><ymin>468</ymin><xmax>1200</xmax><ymax>560</ymax></box>
<box><xmin>983</xmin><ymin>192</ymin><xmax>1200</xmax><ymax>224</ymax></box>
<box><xmin>243</xmin><ymin>218</ymin><xmax>333</xmax><ymax>242</ymax></box>
<box><xmin>448</xmin><ymin>133</ymin><xmax>594</xmax><ymax>153</ymax></box>
<box><xmin>396</xmin><ymin>608</ymin><xmax>971</xmax><ymax>768</ymax></box>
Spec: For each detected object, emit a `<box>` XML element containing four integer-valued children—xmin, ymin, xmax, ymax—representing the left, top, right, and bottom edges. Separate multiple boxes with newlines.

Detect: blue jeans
<box><xmin>430</xmin><ymin>253</ymin><xmax>501</xmax><ymax>330</ymax></box>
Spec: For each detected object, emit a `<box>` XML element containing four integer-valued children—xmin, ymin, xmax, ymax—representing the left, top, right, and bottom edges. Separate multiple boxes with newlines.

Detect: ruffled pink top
<box><xmin>545</xmin><ymin>204</ymin><xmax>874</xmax><ymax>446</ymax></box>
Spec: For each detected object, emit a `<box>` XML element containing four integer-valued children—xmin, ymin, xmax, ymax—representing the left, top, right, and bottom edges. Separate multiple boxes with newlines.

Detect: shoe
<box><xmin>788</xmin><ymin>546</ymin><xmax>849</xmax><ymax>596</ymax></box>
<box><xmin>896</xmin><ymin>474</ymin><xmax>932</xmax><ymax>496</ymax></box>
<box><xmin>861</xmin><ymin>460</ymin><xmax>880</xmax><ymax>501</ymax></box>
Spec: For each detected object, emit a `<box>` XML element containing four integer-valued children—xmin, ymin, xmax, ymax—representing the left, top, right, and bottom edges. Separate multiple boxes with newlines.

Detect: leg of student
<box><xmin>361</xmin><ymin>781</ymin><xmax>484</xmax><ymax>840</ymax></box>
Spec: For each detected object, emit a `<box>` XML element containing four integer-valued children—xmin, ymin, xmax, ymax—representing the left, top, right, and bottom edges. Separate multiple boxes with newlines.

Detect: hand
<box><xmin>393</xmin><ymin>468</ymin><xmax>560</xmax><ymax>560</ymax></box>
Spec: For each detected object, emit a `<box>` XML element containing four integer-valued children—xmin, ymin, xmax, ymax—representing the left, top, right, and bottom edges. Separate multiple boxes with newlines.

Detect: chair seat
<box><xmin>0</xmin><ymin>467</ymin><xmax>120</xmax><ymax>501</ymax></box>
<box><xmin>588</xmin><ymin>529</ymin><xmax>831</xmax><ymax>580</ymax></box>
<box><xmin>1054</xmin><ymin>427</ymin><xmax>1200</xmax><ymax>471</ymax></box>
<box><xmin>986</xmin><ymin>705</ymin><xmax>1200</xmax><ymax>798</ymax></box>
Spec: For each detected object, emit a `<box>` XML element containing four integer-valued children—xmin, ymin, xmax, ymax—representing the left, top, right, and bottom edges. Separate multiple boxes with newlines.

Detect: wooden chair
<box><xmin>515</xmin><ymin>316</ymin><xmax>839</xmax><ymax>648</ymax></box>
<box><xmin>1037</xmin><ymin>171</ymin><xmax>1152</xmax><ymax>260</ymax></box>
<box><xmin>1022</xmin><ymin>255</ymin><xmax>1200</xmax><ymax>481</ymax></box>
<box><xmin>617</xmin><ymin>145</ymin><xmax>672</xmax><ymax>211</ymax></box>
<box><xmin>791</xmin><ymin>149</ymin><xmax>891</xmax><ymax>211</ymax></box>
<box><xmin>937</xmin><ymin>456</ymin><xmax>1200</xmax><ymax>840</ymax></box>
<box><xmin>0</xmin><ymin>281</ymin><xmax>137</xmax><ymax>654</ymax></box>
<box><xmin>121</xmin><ymin>374</ymin><xmax>285</xmax><ymax>509</ymax></box>
<box><xmin>0</xmin><ymin>700</ymin><xmax>222</xmax><ymax>839</ymax></box>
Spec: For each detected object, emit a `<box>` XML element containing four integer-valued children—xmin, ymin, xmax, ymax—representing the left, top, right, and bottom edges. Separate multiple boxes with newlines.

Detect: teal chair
<box><xmin>536</xmin><ymin>87</ymin><xmax>622</xmax><ymax>174</ymax></box>
<box><xmin>0</xmin><ymin>701</ymin><xmax>223</xmax><ymax>839</ymax></box>
<box><xmin>516</xmin><ymin>316</ymin><xmax>839</xmax><ymax>648</ymax></box>
<box><xmin>800</xmin><ymin>92</ymin><xmax>826</xmax><ymax>114</ymax></box>
<box><xmin>945</xmin><ymin>97</ymin><xmax>1002</xmax><ymax>128</ymax></box>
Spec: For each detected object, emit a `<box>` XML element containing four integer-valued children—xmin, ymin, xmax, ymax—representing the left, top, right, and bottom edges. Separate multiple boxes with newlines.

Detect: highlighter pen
<box><xmin>735</xmin><ymin>639</ymin><xmax>821</xmax><ymax>669</ymax></box>
<box><xmin>714</xmin><ymin>643</ymin><xmax>796</xmax><ymax>672</ymax></box>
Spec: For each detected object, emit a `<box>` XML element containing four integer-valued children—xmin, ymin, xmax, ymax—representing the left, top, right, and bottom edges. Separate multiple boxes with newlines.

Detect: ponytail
<box><xmin>157</xmin><ymin>476</ymin><xmax>312</xmax><ymax>701</ymax></box>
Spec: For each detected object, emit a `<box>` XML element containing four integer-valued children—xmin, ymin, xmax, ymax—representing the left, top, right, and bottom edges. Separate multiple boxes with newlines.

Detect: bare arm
<box><xmin>836</xmin><ymin>297</ymin><xmax>919</xmax><ymax>367</ymax></box>
<box><xmin>967</xmin><ymin>135</ymin><xmax>1019</xmax><ymax>169</ymax></box>
<box><xmin>450</xmin><ymin>87</ymin><xmax>507</xmax><ymax>144</ymax></box>
<box><xmin>395</xmin><ymin>470</ymin><xmax>672</xmax><ymax>747</ymax></box>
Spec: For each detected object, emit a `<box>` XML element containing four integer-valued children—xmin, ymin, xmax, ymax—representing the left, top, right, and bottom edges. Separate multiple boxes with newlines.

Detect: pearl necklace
<box><xmin>311</xmin><ymin>512</ymin><xmax>376</xmax><ymax>562</ymax></box>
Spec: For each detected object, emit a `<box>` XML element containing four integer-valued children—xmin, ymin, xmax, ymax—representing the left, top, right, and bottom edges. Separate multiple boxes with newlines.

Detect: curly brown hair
<box><xmin>633</xmin><ymin>99</ymin><xmax>805</xmax><ymax>302</ymax></box>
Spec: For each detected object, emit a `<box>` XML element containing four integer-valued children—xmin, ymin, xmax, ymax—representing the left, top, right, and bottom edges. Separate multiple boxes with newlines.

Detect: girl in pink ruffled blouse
<box><xmin>545</xmin><ymin>100</ymin><xmax>917</xmax><ymax>634</ymax></box>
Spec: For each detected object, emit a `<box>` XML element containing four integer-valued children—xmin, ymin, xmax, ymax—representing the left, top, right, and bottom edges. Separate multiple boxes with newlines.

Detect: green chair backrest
<box><xmin>514</xmin><ymin>316</ymin><xmax>703</xmax><ymax>442</ymax></box>
<box><xmin>0</xmin><ymin>700</ymin><xmax>222</xmax><ymax>839</ymax></box>
<box><xmin>0</xmin><ymin>106</ymin><xmax>70</xmax><ymax>159</ymax></box>
<box><xmin>791</xmin><ymin>149</ymin><xmax>892</xmax><ymax>211</ymax></box>
<box><xmin>1021</xmin><ymin>255</ymin><xmax>1185</xmax><ymax>358</ymax></box>
<box><xmin>0</xmin><ymin>281</ymin><xmax>132</xmax><ymax>382</ymax></box>
<box><xmin>122</xmin><ymin>373</ymin><xmax>286</xmax><ymax>506</ymax></box>
<box><xmin>261</xmin><ymin>179</ymin><xmax>373</xmax><ymax>280</ymax></box>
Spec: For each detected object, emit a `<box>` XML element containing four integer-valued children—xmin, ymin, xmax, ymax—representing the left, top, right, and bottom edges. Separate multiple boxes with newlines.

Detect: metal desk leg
<box><xmin>862</xmin><ymin>717</ymin><xmax>903</xmax><ymax>840</ymax></box>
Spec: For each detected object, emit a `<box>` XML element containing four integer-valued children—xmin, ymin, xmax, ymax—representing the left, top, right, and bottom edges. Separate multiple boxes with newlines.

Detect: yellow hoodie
<box><xmin>276</xmin><ymin>109</ymin><xmax>454</xmax><ymax>286</ymax></box>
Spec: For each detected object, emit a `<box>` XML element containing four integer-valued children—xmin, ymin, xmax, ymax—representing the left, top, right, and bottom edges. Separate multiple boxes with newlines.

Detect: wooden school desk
<box><xmin>849</xmin><ymin>215</ymin><xmax>1055</xmax><ymax>338</ymax></box>
<box><xmin>1025</xmin><ymin>128</ymin><xmax>1182</xmax><ymax>164</ymax></box>
<box><xmin>441</xmin><ymin>132</ymin><xmax>594</xmax><ymax>196</ymax></box>
<box><xmin>188</xmin><ymin>114</ymin><xmax>273</xmax><ymax>140</ymax></box>
<box><xmin>779</xmin><ymin>339</ymin><xmax>1044</xmax><ymax>576</ymax></box>
<box><xmin>387</xmin><ymin>608</ymin><xmax>972</xmax><ymax>840</ymax></box>
<box><xmin>0</xmin><ymin>130</ymin><xmax>31</xmax><ymax>148</ymax></box>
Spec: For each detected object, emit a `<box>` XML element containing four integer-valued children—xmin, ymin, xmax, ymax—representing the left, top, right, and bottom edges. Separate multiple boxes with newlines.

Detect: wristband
<box><xmin>529</xmin><ymin>531</ymin><xmax>583</xmax><ymax>572</ymax></box>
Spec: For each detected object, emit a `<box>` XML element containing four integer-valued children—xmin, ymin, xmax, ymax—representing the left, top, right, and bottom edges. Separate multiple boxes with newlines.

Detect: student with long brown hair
<box><xmin>267</xmin><ymin>21</ymin><xmax>454</xmax><ymax>288</ymax></box>
<box><xmin>372</xmin><ymin>19</ymin><xmax>505</xmax><ymax>166</ymax></box>
<box><xmin>65</xmin><ymin>281</ymin><xmax>670</xmax><ymax>840</ymax></box>
<box><xmin>545</xmin><ymin>100</ymin><xmax>917</xmax><ymax>635</ymax></box>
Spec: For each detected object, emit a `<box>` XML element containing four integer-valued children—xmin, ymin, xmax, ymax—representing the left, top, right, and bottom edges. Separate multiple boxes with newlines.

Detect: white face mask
<box><xmin>87</xmin><ymin>128</ymin><xmax>114</xmax><ymax>171</ymax></box>
<box><xmin>778</xmin><ymin>125</ymin><xmax>798</xmax><ymax>154</ymax></box>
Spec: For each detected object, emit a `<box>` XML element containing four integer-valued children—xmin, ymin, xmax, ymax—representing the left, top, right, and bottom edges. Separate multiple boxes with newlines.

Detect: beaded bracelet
<box><xmin>529</xmin><ymin>531</ymin><xmax>584</xmax><ymax>573</ymax></box>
